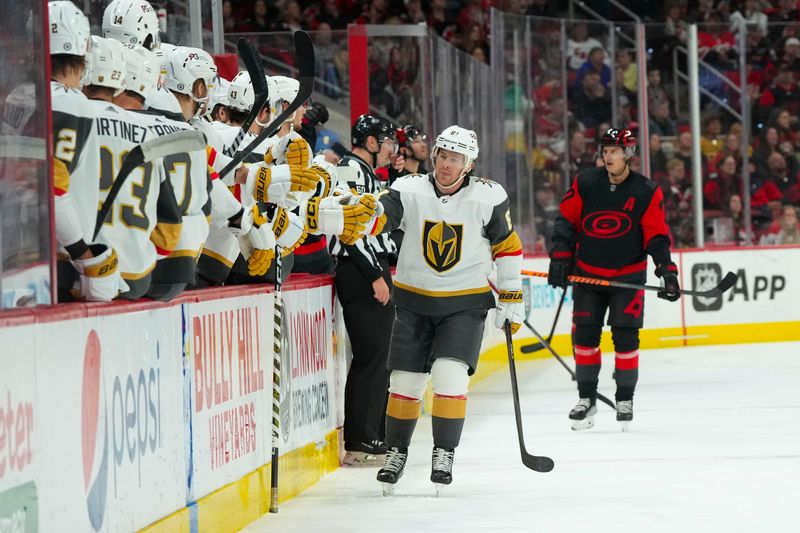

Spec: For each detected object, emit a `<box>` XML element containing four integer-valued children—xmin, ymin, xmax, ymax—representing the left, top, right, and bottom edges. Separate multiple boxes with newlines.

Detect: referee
<box><xmin>331</xmin><ymin>114</ymin><xmax>398</xmax><ymax>465</ymax></box>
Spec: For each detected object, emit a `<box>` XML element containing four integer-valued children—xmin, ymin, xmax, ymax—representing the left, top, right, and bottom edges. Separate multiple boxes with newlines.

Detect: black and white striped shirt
<box><xmin>329</xmin><ymin>153</ymin><xmax>396</xmax><ymax>280</ymax></box>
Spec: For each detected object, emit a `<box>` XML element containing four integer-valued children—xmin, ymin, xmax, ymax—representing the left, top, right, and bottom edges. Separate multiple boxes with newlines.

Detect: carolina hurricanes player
<box><xmin>548</xmin><ymin>128</ymin><xmax>680</xmax><ymax>431</ymax></box>
<box><xmin>361</xmin><ymin>125</ymin><xmax>525</xmax><ymax>493</ymax></box>
<box><xmin>113</xmin><ymin>44</ymin><xmax>211</xmax><ymax>299</ymax></box>
<box><xmin>83</xmin><ymin>36</ymin><xmax>183</xmax><ymax>299</ymax></box>
<box><xmin>49</xmin><ymin>1</ymin><xmax>128</xmax><ymax>302</ymax></box>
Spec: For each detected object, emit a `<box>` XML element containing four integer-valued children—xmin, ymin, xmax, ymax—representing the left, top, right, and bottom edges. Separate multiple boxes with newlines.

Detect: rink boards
<box><xmin>1</xmin><ymin>247</ymin><xmax>798</xmax><ymax>532</ymax></box>
<box><xmin>476</xmin><ymin>245</ymin><xmax>800</xmax><ymax>384</ymax></box>
<box><xmin>0</xmin><ymin>276</ymin><xmax>345</xmax><ymax>533</ymax></box>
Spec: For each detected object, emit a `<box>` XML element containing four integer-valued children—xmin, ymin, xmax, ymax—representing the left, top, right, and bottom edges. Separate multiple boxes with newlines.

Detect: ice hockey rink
<box><xmin>245</xmin><ymin>341</ymin><xmax>800</xmax><ymax>533</ymax></box>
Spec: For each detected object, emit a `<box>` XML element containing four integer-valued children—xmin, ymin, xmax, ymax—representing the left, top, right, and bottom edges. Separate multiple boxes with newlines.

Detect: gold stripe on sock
<box><xmin>387</xmin><ymin>396</ymin><xmax>421</xmax><ymax>420</ymax></box>
<box><xmin>431</xmin><ymin>396</ymin><xmax>466</xmax><ymax>419</ymax></box>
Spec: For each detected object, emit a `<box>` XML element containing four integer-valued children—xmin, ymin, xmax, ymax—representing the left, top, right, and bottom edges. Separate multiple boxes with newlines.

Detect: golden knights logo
<box><xmin>423</xmin><ymin>220</ymin><xmax>463</xmax><ymax>272</ymax></box>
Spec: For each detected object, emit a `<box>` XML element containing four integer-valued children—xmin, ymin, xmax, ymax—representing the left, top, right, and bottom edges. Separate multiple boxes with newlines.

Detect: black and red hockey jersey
<box><xmin>552</xmin><ymin>167</ymin><xmax>672</xmax><ymax>282</ymax></box>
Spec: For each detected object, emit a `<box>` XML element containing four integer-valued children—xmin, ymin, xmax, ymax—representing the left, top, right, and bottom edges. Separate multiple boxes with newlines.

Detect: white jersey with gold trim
<box><xmin>376</xmin><ymin>173</ymin><xmax>522</xmax><ymax>316</ymax></box>
<box><xmin>51</xmin><ymin>81</ymin><xmax>100</xmax><ymax>248</ymax></box>
<box><xmin>88</xmin><ymin>100</ymin><xmax>181</xmax><ymax>281</ymax></box>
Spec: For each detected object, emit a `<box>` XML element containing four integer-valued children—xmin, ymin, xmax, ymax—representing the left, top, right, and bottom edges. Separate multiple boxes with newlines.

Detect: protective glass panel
<box><xmin>0</xmin><ymin>2</ymin><xmax>52</xmax><ymax>307</ymax></box>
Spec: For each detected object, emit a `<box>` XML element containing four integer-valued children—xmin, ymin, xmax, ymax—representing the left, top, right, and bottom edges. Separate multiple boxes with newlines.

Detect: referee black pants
<box><xmin>335</xmin><ymin>256</ymin><xmax>394</xmax><ymax>446</ymax></box>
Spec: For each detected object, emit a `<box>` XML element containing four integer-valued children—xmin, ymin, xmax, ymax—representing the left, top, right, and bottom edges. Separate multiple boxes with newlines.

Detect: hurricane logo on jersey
<box><xmin>423</xmin><ymin>220</ymin><xmax>463</xmax><ymax>272</ymax></box>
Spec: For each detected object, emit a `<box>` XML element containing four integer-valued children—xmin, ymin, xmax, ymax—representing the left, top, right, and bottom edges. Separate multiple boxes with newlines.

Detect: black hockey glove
<box><xmin>655</xmin><ymin>262</ymin><xmax>681</xmax><ymax>302</ymax></box>
<box><xmin>303</xmin><ymin>101</ymin><xmax>329</xmax><ymax>127</ymax></box>
<box><xmin>548</xmin><ymin>243</ymin><xmax>574</xmax><ymax>289</ymax></box>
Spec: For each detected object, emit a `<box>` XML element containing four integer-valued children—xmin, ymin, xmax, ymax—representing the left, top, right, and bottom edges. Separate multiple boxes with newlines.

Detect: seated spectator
<box><xmin>730</xmin><ymin>0</ymin><xmax>768</xmax><ymax>35</ymax></box>
<box><xmin>568</xmin><ymin>129</ymin><xmax>595</xmax><ymax>175</ymax></box>
<box><xmin>725</xmin><ymin>193</ymin><xmax>748</xmax><ymax>244</ymax></box>
<box><xmin>650</xmin><ymin>99</ymin><xmax>677</xmax><ymax>137</ymax></box>
<box><xmin>572</xmin><ymin>71</ymin><xmax>611</xmax><ymax>128</ymax></box>
<box><xmin>690</xmin><ymin>0</ymin><xmax>715</xmax><ymax>23</ymax></box>
<box><xmin>769</xmin><ymin>108</ymin><xmax>800</xmax><ymax>149</ymax></box>
<box><xmin>400</xmin><ymin>0</ymin><xmax>426</xmax><ymax>24</ymax></box>
<box><xmin>457</xmin><ymin>0</ymin><xmax>486</xmax><ymax>38</ymax></box>
<box><xmin>243</xmin><ymin>0</ymin><xmax>283</xmax><ymax>32</ymax></box>
<box><xmin>749</xmin><ymin>160</ymin><xmax>784</xmax><ymax>210</ymax></box>
<box><xmin>470</xmin><ymin>44</ymin><xmax>488</xmax><ymax>64</ymax></box>
<box><xmin>709</xmin><ymin>132</ymin><xmax>748</xmax><ymax>174</ymax></box>
<box><xmin>761</xmin><ymin>204</ymin><xmax>800</xmax><ymax>244</ymax></box>
<box><xmin>664</xmin><ymin>1</ymin><xmax>687</xmax><ymax>42</ymax></box>
<box><xmin>777</xmin><ymin>204</ymin><xmax>800</xmax><ymax>244</ymax></box>
<box><xmin>779</xmin><ymin>37</ymin><xmax>800</xmax><ymax>72</ymax></box>
<box><xmin>575</xmin><ymin>46</ymin><xmax>611</xmax><ymax>89</ymax></box>
<box><xmin>704</xmin><ymin>155</ymin><xmax>741</xmax><ymax>210</ymax></box>
<box><xmin>650</xmin><ymin>133</ymin><xmax>669</xmax><ymax>176</ymax></box>
<box><xmin>647</xmin><ymin>67</ymin><xmax>669</xmax><ymax>111</ymax></box>
<box><xmin>315</xmin><ymin>0</ymin><xmax>350</xmax><ymax>29</ymax></box>
<box><xmin>616</xmin><ymin>48</ymin><xmax>638</xmax><ymax>94</ymax></box>
<box><xmin>675</xmin><ymin>128</ymin><xmax>695</xmax><ymax>176</ymax></box>
<box><xmin>282</xmin><ymin>0</ymin><xmax>306</xmax><ymax>32</ymax></box>
<box><xmin>700</xmin><ymin>115</ymin><xmax>724</xmax><ymax>160</ymax></box>
<box><xmin>428</xmin><ymin>0</ymin><xmax>457</xmax><ymax>38</ymax></box>
<box><xmin>567</xmin><ymin>22</ymin><xmax>608</xmax><ymax>71</ymax></box>
<box><xmin>356</xmin><ymin>0</ymin><xmax>388</xmax><ymax>25</ymax></box>
<box><xmin>766</xmin><ymin>151</ymin><xmax>800</xmax><ymax>199</ymax></box>
<box><xmin>665</xmin><ymin>158</ymin><xmax>689</xmax><ymax>194</ymax></box>
<box><xmin>769</xmin><ymin>1</ymin><xmax>799</xmax><ymax>44</ymax></box>
<box><xmin>457</xmin><ymin>23</ymin><xmax>484</xmax><ymax>54</ymax></box>
<box><xmin>759</xmin><ymin>63</ymin><xmax>800</xmax><ymax>116</ymax></box>
<box><xmin>697</xmin><ymin>13</ymin><xmax>737</xmax><ymax>69</ymax></box>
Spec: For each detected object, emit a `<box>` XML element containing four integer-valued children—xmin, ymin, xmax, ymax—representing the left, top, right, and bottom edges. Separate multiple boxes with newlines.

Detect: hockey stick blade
<box><xmin>504</xmin><ymin>322</ymin><xmax>555</xmax><ymax>473</ymax></box>
<box><xmin>218</xmin><ymin>31</ymin><xmax>314</xmax><ymax>180</ymax></box>
<box><xmin>94</xmin><ymin>130</ymin><xmax>205</xmax><ymax>240</ymax></box>
<box><xmin>225</xmin><ymin>38</ymin><xmax>270</xmax><ymax>156</ymax></box>
<box><xmin>684</xmin><ymin>271</ymin><xmax>738</xmax><ymax>298</ymax></box>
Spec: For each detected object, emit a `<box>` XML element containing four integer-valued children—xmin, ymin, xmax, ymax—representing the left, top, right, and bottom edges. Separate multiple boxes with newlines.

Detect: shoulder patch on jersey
<box><xmin>472</xmin><ymin>176</ymin><xmax>497</xmax><ymax>187</ymax></box>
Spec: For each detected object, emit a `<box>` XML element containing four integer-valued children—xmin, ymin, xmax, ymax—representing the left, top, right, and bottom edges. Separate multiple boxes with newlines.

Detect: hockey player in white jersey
<box><xmin>84</xmin><ymin>36</ymin><xmax>183</xmax><ymax>299</ymax></box>
<box><xmin>49</xmin><ymin>1</ymin><xmax>128</xmax><ymax>302</ymax></box>
<box><xmin>102</xmin><ymin>0</ymin><xmax>161</xmax><ymax>51</ymax></box>
<box><xmin>112</xmin><ymin>43</ymin><xmax>210</xmax><ymax>300</ymax></box>
<box><xmin>364</xmin><ymin>125</ymin><xmax>525</xmax><ymax>493</ymax></box>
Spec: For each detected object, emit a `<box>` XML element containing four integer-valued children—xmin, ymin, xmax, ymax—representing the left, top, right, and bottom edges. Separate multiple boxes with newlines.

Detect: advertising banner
<box><xmin>280</xmin><ymin>284</ymin><xmax>336</xmax><ymax>452</ymax></box>
<box><xmin>185</xmin><ymin>294</ymin><xmax>272</xmax><ymax>500</ymax></box>
<box><xmin>34</xmin><ymin>307</ymin><xmax>186</xmax><ymax>532</ymax></box>
<box><xmin>681</xmin><ymin>248</ymin><xmax>800</xmax><ymax>326</ymax></box>
<box><xmin>0</xmin><ymin>325</ymin><xmax>37</xmax><ymax>532</ymax></box>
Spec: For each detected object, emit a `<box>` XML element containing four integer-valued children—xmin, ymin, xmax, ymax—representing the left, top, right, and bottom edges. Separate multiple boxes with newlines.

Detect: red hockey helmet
<box><xmin>599</xmin><ymin>128</ymin><xmax>637</xmax><ymax>159</ymax></box>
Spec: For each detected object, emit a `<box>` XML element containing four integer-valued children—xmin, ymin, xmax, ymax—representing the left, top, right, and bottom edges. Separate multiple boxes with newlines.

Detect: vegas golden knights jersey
<box><xmin>376</xmin><ymin>173</ymin><xmax>523</xmax><ymax>316</ymax></box>
<box><xmin>89</xmin><ymin>100</ymin><xmax>182</xmax><ymax>284</ymax></box>
<box><xmin>51</xmin><ymin>81</ymin><xmax>101</xmax><ymax>249</ymax></box>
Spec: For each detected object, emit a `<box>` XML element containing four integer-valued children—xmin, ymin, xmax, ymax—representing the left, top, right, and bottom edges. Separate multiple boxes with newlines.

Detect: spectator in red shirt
<box><xmin>759</xmin><ymin>63</ymin><xmax>800</xmax><ymax>115</ymax></box>
<box><xmin>704</xmin><ymin>155</ymin><xmax>741</xmax><ymax>210</ymax></box>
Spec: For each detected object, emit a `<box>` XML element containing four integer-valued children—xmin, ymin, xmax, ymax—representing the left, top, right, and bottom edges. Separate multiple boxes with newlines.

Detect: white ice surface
<box><xmin>244</xmin><ymin>342</ymin><xmax>800</xmax><ymax>533</ymax></box>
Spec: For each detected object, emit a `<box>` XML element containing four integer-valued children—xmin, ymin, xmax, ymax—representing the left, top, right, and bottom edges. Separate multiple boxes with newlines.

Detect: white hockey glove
<box><xmin>71</xmin><ymin>244</ymin><xmax>130</xmax><ymax>301</ymax></box>
<box><xmin>244</xmin><ymin>222</ymin><xmax>276</xmax><ymax>277</ymax></box>
<box><xmin>272</xmin><ymin>206</ymin><xmax>308</xmax><ymax>254</ymax></box>
<box><xmin>245</xmin><ymin>163</ymin><xmax>320</xmax><ymax>208</ymax></box>
<box><xmin>263</xmin><ymin>132</ymin><xmax>312</xmax><ymax>168</ymax></box>
<box><xmin>494</xmin><ymin>289</ymin><xmax>525</xmax><ymax>334</ymax></box>
<box><xmin>339</xmin><ymin>194</ymin><xmax>379</xmax><ymax>245</ymax></box>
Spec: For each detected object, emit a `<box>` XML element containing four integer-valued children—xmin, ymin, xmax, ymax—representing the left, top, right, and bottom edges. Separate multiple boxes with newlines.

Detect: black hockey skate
<box><xmin>616</xmin><ymin>400</ymin><xmax>633</xmax><ymax>432</ymax></box>
<box><xmin>431</xmin><ymin>447</ymin><xmax>455</xmax><ymax>496</ymax></box>
<box><xmin>343</xmin><ymin>440</ymin><xmax>387</xmax><ymax>467</ymax></box>
<box><xmin>569</xmin><ymin>397</ymin><xmax>597</xmax><ymax>431</ymax></box>
<box><xmin>377</xmin><ymin>447</ymin><xmax>408</xmax><ymax>496</ymax></box>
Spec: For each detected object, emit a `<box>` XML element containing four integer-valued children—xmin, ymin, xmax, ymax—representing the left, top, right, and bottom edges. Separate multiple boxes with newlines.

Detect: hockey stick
<box><xmin>217</xmin><ymin>31</ymin><xmax>314</xmax><ymax>180</ymax></box>
<box><xmin>520</xmin><ymin>287</ymin><xmax>567</xmax><ymax>354</ymax></box>
<box><xmin>270</xmin><ymin>246</ymin><xmax>283</xmax><ymax>513</ymax></box>
<box><xmin>520</xmin><ymin>269</ymin><xmax>738</xmax><ymax>298</ymax></box>
<box><xmin>93</xmin><ymin>130</ymin><xmax>206</xmax><ymax>240</ymax></box>
<box><xmin>223</xmin><ymin>38</ymin><xmax>270</xmax><ymax>157</ymax></box>
<box><xmin>522</xmin><ymin>319</ymin><xmax>616</xmax><ymax>410</ymax></box>
<box><xmin>504</xmin><ymin>321</ymin><xmax>555</xmax><ymax>473</ymax></box>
